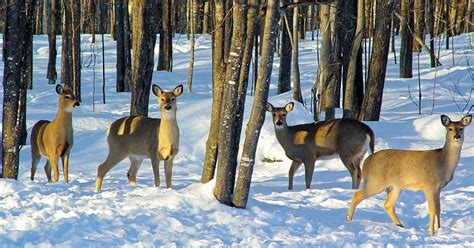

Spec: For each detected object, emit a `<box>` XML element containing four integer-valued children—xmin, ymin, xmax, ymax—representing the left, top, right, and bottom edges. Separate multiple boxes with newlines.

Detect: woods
<box><xmin>2</xmin><ymin>0</ymin><xmax>474</xmax><ymax>208</ymax></box>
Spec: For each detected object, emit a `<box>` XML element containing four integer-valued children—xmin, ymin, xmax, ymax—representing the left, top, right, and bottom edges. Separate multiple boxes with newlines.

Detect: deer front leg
<box><xmin>151</xmin><ymin>156</ymin><xmax>161</xmax><ymax>187</ymax></box>
<box><xmin>288</xmin><ymin>160</ymin><xmax>302</xmax><ymax>190</ymax></box>
<box><xmin>164</xmin><ymin>159</ymin><xmax>173</xmax><ymax>189</ymax></box>
<box><xmin>61</xmin><ymin>151</ymin><xmax>70</xmax><ymax>183</ymax></box>
<box><xmin>304</xmin><ymin>160</ymin><xmax>316</xmax><ymax>189</ymax></box>
<box><xmin>48</xmin><ymin>155</ymin><xmax>60</xmax><ymax>182</ymax></box>
<box><xmin>425</xmin><ymin>189</ymin><xmax>441</xmax><ymax>235</ymax></box>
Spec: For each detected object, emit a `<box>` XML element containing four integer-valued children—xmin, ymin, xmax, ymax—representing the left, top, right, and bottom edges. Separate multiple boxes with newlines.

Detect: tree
<box><xmin>214</xmin><ymin>0</ymin><xmax>248</xmax><ymax>205</ymax></box>
<box><xmin>61</xmin><ymin>0</ymin><xmax>81</xmax><ymax>101</ymax></box>
<box><xmin>399</xmin><ymin>0</ymin><xmax>413</xmax><ymax>78</ymax></box>
<box><xmin>187</xmin><ymin>0</ymin><xmax>197</xmax><ymax>92</ymax></box>
<box><xmin>232</xmin><ymin>0</ymin><xmax>280</xmax><ymax>208</ymax></box>
<box><xmin>413</xmin><ymin>0</ymin><xmax>424</xmax><ymax>51</ymax></box>
<box><xmin>291</xmin><ymin>4</ymin><xmax>303</xmax><ymax>103</ymax></box>
<box><xmin>2</xmin><ymin>0</ymin><xmax>29</xmax><ymax>179</ymax></box>
<box><xmin>359</xmin><ymin>0</ymin><xmax>393</xmax><ymax>120</ymax></box>
<box><xmin>157</xmin><ymin>0</ymin><xmax>173</xmax><ymax>71</ymax></box>
<box><xmin>116</xmin><ymin>0</ymin><xmax>132</xmax><ymax>92</ymax></box>
<box><xmin>278</xmin><ymin>0</ymin><xmax>292</xmax><ymax>94</ymax></box>
<box><xmin>130</xmin><ymin>0</ymin><xmax>160</xmax><ymax>116</ymax></box>
<box><xmin>47</xmin><ymin>0</ymin><xmax>61</xmax><ymax>84</ymax></box>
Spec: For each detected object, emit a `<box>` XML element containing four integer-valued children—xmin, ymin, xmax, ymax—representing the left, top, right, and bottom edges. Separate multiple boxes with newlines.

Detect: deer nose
<box><xmin>276</xmin><ymin>120</ymin><xmax>283</xmax><ymax>126</ymax></box>
<box><xmin>164</xmin><ymin>104</ymin><xmax>172</xmax><ymax>111</ymax></box>
<box><xmin>454</xmin><ymin>133</ymin><xmax>461</xmax><ymax>140</ymax></box>
<box><xmin>74</xmin><ymin>101</ymin><xmax>80</xmax><ymax>107</ymax></box>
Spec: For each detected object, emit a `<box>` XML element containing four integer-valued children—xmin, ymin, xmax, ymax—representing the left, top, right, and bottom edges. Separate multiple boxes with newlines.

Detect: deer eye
<box><xmin>282</xmin><ymin>113</ymin><xmax>286</xmax><ymax>117</ymax></box>
<box><xmin>449</xmin><ymin>128</ymin><xmax>453</xmax><ymax>131</ymax></box>
<box><xmin>64</xmin><ymin>95</ymin><xmax>71</xmax><ymax>100</ymax></box>
<box><xmin>161</xmin><ymin>98</ymin><xmax>165</xmax><ymax>101</ymax></box>
<box><xmin>171</xmin><ymin>98</ymin><xmax>175</xmax><ymax>102</ymax></box>
<box><xmin>459</xmin><ymin>127</ymin><xmax>464</xmax><ymax>131</ymax></box>
<box><xmin>272</xmin><ymin>113</ymin><xmax>276</xmax><ymax>117</ymax></box>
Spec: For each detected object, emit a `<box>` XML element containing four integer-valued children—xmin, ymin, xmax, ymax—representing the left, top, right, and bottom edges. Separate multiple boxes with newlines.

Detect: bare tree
<box><xmin>47</xmin><ymin>0</ymin><xmax>61</xmax><ymax>84</ymax></box>
<box><xmin>187</xmin><ymin>0</ymin><xmax>197</xmax><ymax>92</ymax></box>
<box><xmin>399</xmin><ymin>0</ymin><xmax>414</xmax><ymax>78</ymax></box>
<box><xmin>278</xmin><ymin>0</ymin><xmax>292</xmax><ymax>94</ymax></box>
<box><xmin>157</xmin><ymin>0</ymin><xmax>174</xmax><ymax>71</ymax></box>
<box><xmin>130</xmin><ymin>0</ymin><xmax>160</xmax><ymax>116</ymax></box>
<box><xmin>291</xmin><ymin>4</ymin><xmax>303</xmax><ymax>103</ymax></box>
<box><xmin>116</xmin><ymin>0</ymin><xmax>132</xmax><ymax>92</ymax></box>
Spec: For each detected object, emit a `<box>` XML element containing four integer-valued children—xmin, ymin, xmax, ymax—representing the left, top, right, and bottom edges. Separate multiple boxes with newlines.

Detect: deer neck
<box><xmin>441</xmin><ymin>139</ymin><xmax>463</xmax><ymax>177</ymax></box>
<box><xmin>52</xmin><ymin>106</ymin><xmax>73</xmax><ymax>129</ymax></box>
<box><xmin>274</xmin><ymin>124</ymin><xmax>294</xmax><ymax>149</ymax></box>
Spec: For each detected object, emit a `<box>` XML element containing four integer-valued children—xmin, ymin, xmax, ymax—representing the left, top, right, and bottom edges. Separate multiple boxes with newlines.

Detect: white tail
<box><xmin>346</xmin><ymin>114</ymin><xmax>472</xmax><ymax>235</ymax></box>
<box><xmin>95</xmin><ymin>84</ymin><xmax>183</xmax><ymax>191</ymax></box>
<box><xmin>266</xmin><ymin>102</ymin><xmax>375</xmax><ymax>190</ymax></box>
<box><xmin>30</xmin><ymin>84</ymin><xmax>80</xmax><ymax>183</ymax></box>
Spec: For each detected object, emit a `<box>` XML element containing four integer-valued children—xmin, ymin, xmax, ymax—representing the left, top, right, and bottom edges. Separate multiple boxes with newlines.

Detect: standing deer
<box><xmin>346</xmin><ymin>114</ymin><xmax>472</xmax><ymax>235</ymax></box>
<box><xmin>95</xmin><ymin>84</ymin><xmax>183</xmax><ymax>191</ymax></box>
<box><xmin>31</xmin><ymin>84</ymin><xmax>80</xmax><ymax>183</ymax></box>
<box><xmin>266</xmin><ymin>102</ymin><xmax>375</xmax><ymax>190</ymax></box>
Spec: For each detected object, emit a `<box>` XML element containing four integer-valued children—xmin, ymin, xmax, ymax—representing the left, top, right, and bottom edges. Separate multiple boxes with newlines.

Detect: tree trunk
<box><xmin>292</xmin><ymin>4</ymin><xmax>303</xmax><ymax>103</ymax></box>
<box><xmin>201</xmin><ymin>1</ymin><xmax>226</xmax><ymax>183</ymax></box>
<box><xmin>223</xmin><ymin>0</ymin><xmax>233</xmax><ymax>62</ymax></box>
<box><xmin>202</xmin><ymin>0</ymin><xmax>210</xmax><ymax>33</ymax></box>
<box><xmin>116</xmin><ymin>0</ymin><xmax>131</xmax><ymax>92</ymax></box>
<box><xmin>278</xmin><ymin>0</ymin><xmax>292</xmax><ymax>94</ymax></box>
<box><xmin>359</xmin><ymin>0</ymin><xmax>393</xmax><ymax>121</ymax></box>
<box><xmin>413</xmin><ymin>0</ymin><xmax>425</xmax><ymax>51</ymax></box>
<box><xmin>61</xmin><ymin>0</ymin><xmax>81</xmax><ymax>101</ymax></box>
<box><xmin>232</xmin><ymin>0</ymin><xmax>279</xmax><ymax>209</ymax></box>
<box><xmin>2</xmin><ymin>0</ymin><xmax>29</xmax><ymax>179</ymax></box>
<box><xmin>343</xmin><ymin>0</ymin><xmax>364</xmax><ymax>119</ymax></box>
<box><xmin>426</xmin><ymin>0</ymin><xmax>438</xmax><ymax>67</ymax></box>
<box><xmin>130</xmin><ymin>0</ymin><xmax>159</xmax><ymax>116</ymax></box>
<box><xmin>399</xmin><ymin>0</ymin><xmax>414</xmax><ymax>78</ymax></box>
<box><xmin>187</xmin><ymin>0</ymin><xmax>197</xmax><ymax>92</ymax></box>
<box><xmin>214</xmin><ymin>0</ymin><xmax>248</xmax><ymax>206</ymax></box>
<box><xmin>157</xmin><ymin>0</ymin><xmax>173</xmax><ymax>71</ymax></box>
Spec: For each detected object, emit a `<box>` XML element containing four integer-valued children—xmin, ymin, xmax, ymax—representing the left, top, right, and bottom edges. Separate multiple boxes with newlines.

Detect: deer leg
<box><xmin>384</xmin><ymin>187</ymin><xmax>404</xmax><ymax>227</ymax></box>
<box><xmin>127</xmin><ymin>158</ymin><xmax>143</xmax><ymax>186</ymax></box>
<box><xmin>95</xmin><ymin>153</ymin><xmax>127</xmax><ymax>191</ymax></box>
<box><xmin>164</xmin><ymin>159</ymin><xmax>173</xmax><ymax>189</ymax></box>
<box><xmin>48</xmin><ymin>155</ymin><xmax>60</xmax><ymax>182</ymax></box>
<box><xmin>340</xmin><ymin>155</ymin><xmax>359</xmax><ymax>189</ymax></box>
<box><xmin>435</xmin><ymin>193</ymin><xmax>441</xmax><ymax>230</ymax></box>
<box><xmin>424</xmin><ymin>189</ymin><xmax>440</xmax><ymax>235</ymax></box>
<box><xmin>288</xmin><ymin>160</ymin><xmax>302</xmax><ymax>190</ymax></box>
<box><xmin>304</xmin><ymin>160</ymin><xmax>316</xmax><ymax>189</ymax></box>
<box><xmin>347</xmin><ymin>180</ymin><xmax>386</xmax><ymax>221</ymax></box>
<box><xmin>151</xmin><ymin>156</ymin><xmax>161</xmax><ymax>187</ymax></box>
<box><xmin>44</xmin><ymin>160</ymin><xmax>52</xmax><ymax>182</ymax></box>
<box><xmin>61</xmin><ymin>151</ymin><xmax>70</xmax><ymax>183</ymax></box>
<box><xmin>31</xmin><ymin>153</ymin><xmax>41</xmax><ymax>181</ymax></box>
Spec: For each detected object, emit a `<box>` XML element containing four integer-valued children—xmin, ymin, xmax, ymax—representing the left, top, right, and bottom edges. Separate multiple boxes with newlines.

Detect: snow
<box><xmin>1</xmin><ymin>33</ymin><xmax>474</xmax><ymax>246</ymax></box>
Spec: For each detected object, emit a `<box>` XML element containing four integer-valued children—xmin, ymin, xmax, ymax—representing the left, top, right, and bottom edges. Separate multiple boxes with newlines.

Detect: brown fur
<box><xmin>30</xmin><ymin>84</ymin><xmax>80</xmax><ymax>183</ymax></box>
<box><xmin>266</xmin><ymin>102</ymin><xmax>375</xmax><ymax>190</ymax></box>
<box><xmin>95</xmin><ymin>84</ymin><xmax>183</xmax><ymax>191</ymax></box>
<box><xmin>346</xmin><ymin>114</ymin><xmax>472</xmax><ymax>235</ymax></box>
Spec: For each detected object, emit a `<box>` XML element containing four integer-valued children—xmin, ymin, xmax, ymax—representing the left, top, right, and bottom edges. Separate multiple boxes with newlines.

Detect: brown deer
<box><xmin>266</xmin><ymin>102</ymin><xmax>375</xmax><ymax>190</ymax></box>
<box><xmin>30</xmin><ymin>84</ymin><xmax>80</xmax><ymax>183</ymax></box>
<box><xmin>95</xmin><ymin>84</ymin><xmax>183</xmax><ymax>191</ymax></box>
<box><xmin>346</xmin><ymin>114</ymin><xmax>472</xmax><ymax>235</ymax></box>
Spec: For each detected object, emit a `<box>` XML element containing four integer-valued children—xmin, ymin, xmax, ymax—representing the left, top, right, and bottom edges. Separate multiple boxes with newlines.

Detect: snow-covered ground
<box><xmin>0</xmin><ymin>33</ymin><xmax>473</xmax><ymax>246</ymax></box>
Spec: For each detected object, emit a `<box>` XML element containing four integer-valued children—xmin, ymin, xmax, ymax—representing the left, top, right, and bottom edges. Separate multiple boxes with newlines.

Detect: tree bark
<box><xmin>359</xmin><ymin>0</ymin><xmax>393</xmax><ymax>121</ymax></box>
<box><xmin>399</xmin><ymin>0</ymin><xmax>414</xmax><ymax>78</ymax></box>
<box><xmin>291</xmin><ymin>4</ymin><xmax>303</xmax><ymax>103</ymax></box>
<box><xmin>2</xmin><ymin>0</ymin><xmax>29</xmax><ymax>179</ymax></box>
<box><xmin>277</xmin><ymin>0</ymin><xmax>292</xmax><ymax>94</ymax></box>
<box><xmin>47</xmin><ymin>0</ymin><xmax>60</xmax><ymax>84</ymax></box>
<box><xmin>61</xmin><ymin>0</ymin><xmax>81</xmax><ymax>101</ymax></box>
<box><xmin>214</xmin><ymin>0</ymin><xmax>248</xmax><ymax>206</ymax></box>
<box><xmin>201</xmin><ymin>1</ymin><xmax>226</xmax><ymax>183</ymax></box>
<box><xmin>187</xmin><ymin>0</ymin><xmax>197</xmax><ymax>92</ymax></box>
<box><xmin>413</xmin><ymin>0</ymin><xmax>425</xmax><ymax>51</ymax></box>
<box><xmin>157</xmin><ymin>0</ymin><xmax>173</xmax><ymax>71</ymax></box>
<box><xmin>232</xmin><ymin>0</ymin><xmax>279</xmax><ymax>209</ymax></box>
<box><xmin>130</xmin><ymin>0</ymin><xmax>159</xmax><ymax>116</ymax></box>
<box><xmin>116</xmin><ymin>0</ymin><xmax>132</xmax><ymax>92</ymax></box>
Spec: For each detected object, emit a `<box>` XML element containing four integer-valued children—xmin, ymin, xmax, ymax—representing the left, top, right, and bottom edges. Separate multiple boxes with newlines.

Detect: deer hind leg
<box><xmin>304</xmin><ymin>160</ymin><xmax>316</xmax><ymax>190</ymax></box>
<box><xmin>340</xmin><ymin>155</ymin><xmax>360</xmax><ymax>189</ymax></box>
<box><xmin>384</xmin><ymin>186</ymin><xmax>404</xmax><ymax>227</ymax></box>
<box><xmin>127</xmin><ymin>157</ymin><xmax>143</xmax><ymax>186</ymax></box>
<box><xmin>347</xmin><ymin>179</ymin><xmax>386</xmax><ymax>221</ymax></box>
<box><xmin>164</xmin><ymin>159</ymin><xmax>174</xmax><ymax>189</ymax></box>
<box><xmin>95</xmin><ymin>152</ymin><xmax>127</xmax><ymax>191</ymax></box>
<box><xmin>151</xmin><ymin>156</ymin><xmax>161</xmax><ymax>187</ymax></box>
<box><xmin>31</xmin><ymin>152</ymin><xmax>42</xmax><ymax>181</ymax></box>
<box><xmin>288</xmin><ymin>160</ymin><xmax>302</xmax><ymax>190</ymax></box>
<box><xmin>44</xmin><ymin>160</ymin><xmax>52</xmax><ymax>182</ymax></box>
<box><xmin>425</xmin><ymin>189</ymin><xmax>441</xmax><ymax>235</ymax></box>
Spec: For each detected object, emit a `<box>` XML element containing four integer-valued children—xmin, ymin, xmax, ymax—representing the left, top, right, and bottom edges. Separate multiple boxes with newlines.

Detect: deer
<box><xmin>346</xmin><ymin>114</ymin><xmax>472</xmax><ymax>235</ymax></box>
<box><xmin>95</xmin><ymin>84</ymin><xmax>183</xmax><ymax>191</ymax></box>
<box><xmin>30</xmin><ymin>84</ymin><xmax>80</xmax><ymax>183</ymax></box>
<box><xmin>266</xmin><ymin>102</ymin><xmax>375</xmax><ymax>190</ymax></box>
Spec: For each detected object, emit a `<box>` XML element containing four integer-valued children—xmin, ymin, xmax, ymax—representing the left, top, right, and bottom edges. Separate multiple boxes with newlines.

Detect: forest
<box><xmin>1</xmin><ymin>0</ymin><xmax>474</xmax><ymax>246</ymax></box>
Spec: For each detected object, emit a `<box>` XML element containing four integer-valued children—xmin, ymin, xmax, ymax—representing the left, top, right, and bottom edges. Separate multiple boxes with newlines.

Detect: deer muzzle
<box><xmin>74</xmin><ymin>101</ymin><xmax>80</xmax><ymax>107</ymax></box>
<box><xmin>164</xmin><ymin>104</ymin><xmax>172</xmax><ymax>111</ymax></box>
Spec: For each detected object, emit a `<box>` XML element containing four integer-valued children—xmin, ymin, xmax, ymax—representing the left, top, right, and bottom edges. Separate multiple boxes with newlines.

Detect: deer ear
<box><xmin>152</xmin><ymin>84</ymin><xmax>162</xmax><ymax>97</ymax></box>
<box><xmin>56</xmin><ymin>84</ymin><xmax>64</xmax><ymax>95</ymax></box>
<box><xmin>285</xmin><ymin>102</ymin><xmax>294</xmax><ymax>112</ymax></box>
<box><xmin>441</xmin><ymin>115</ymin><xmax>451</xmax><ymax>127</ymax></box>
<box><xmin>173</xmin><ymin>85</ymin><xmax>183</xmax><ymax>97</ymax></box>
<box><xmin>266</xmin><ymin>103</ymin><xmax>274</xmax><ymax>112</ymax></box>
<box><xmin>461</xmin><ymin>114</ymin><xmax>472</xmax><ymax>126</ymax></box>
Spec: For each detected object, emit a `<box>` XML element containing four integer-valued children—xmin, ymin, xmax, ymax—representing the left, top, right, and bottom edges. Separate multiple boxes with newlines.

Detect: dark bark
<box><xmin>61</xmin><ymin>0</ymin><xmax>81</xmax><ymax>101</ymax></box>
<box><xmin>359</xmin><ymin>0</ymin><xmax>393</xmax><ymax>121</ymax></box>
<box><xmin>130</xmin><ymin>0</ymin><xmax>159</xmax><ymax>116</ymax></box>
<box><xmin>2</xmin><ymin>0</ymin><xmax>29</xmax><ymax>179</ymax></box>
<box><xmin>413</xmin><ymin>0</ymin><xmax>425</xmax><ymax>51</ymax></box>
<box><xmin>277</xmin><ymin>0</ymin><xmax>292</xmax><ymax>94</ymax></box>
<box><xmin>214</xmin><ymin>0</ymin><xmax>248</xmax><ymax>206</ymax></box>
<box><xmin>291</xmin><ymin>5</ymin><xmax>303</xmax><ymax>103</ymax></box>
<box><xmin>201</xmin><ymin>1</ymin><xmax>226</xmax><ymax>183</ymax></box>
<box><xmin>157</xmin><ymin>0</ymin><xmax>173</xmax><ymax>71</ymax></box>
<box><xmin>116</xmin><ymin>0</ymin><xmax>131</xmax><ymax>92</ymax></box>
<box><xmin>47</xmin><ymin>0</ymin><xmax>60</xmax><ymax>84</ymax></box>
<box><xmin>399</xmin><ymin>0</ymin><xmax>414</xmax><ymax>78</ymax></box>
<box><xmin>232</xmin><ymin>0</ymin><xmax>279</xmax><ymax>209</ymax></box>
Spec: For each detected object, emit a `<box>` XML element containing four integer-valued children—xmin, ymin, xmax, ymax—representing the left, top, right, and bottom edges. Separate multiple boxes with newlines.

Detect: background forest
<box><xmin>1</xmin><ymin>0</ymin><xmax>474</xmax><ymax>246</ymax></box>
